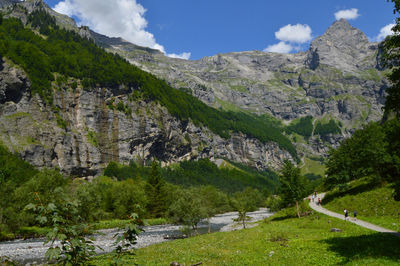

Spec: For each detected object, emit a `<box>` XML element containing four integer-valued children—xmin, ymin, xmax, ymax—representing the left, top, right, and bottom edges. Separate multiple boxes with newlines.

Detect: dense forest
<box><xmin>104</xmin><ymin>159</ymin><xmax>280</xmax><ymax>194</ymax></box>
<box><xmin>0</xmin><ymin>142</ymin><xmax>273</xmax><ymax>240</ymax></box>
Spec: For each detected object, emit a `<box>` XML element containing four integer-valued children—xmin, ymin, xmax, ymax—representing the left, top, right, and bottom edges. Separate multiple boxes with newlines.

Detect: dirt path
<box><xmin>309</xmin><ymin>193</ymin><xmax>400</xmax><ymax>237</ymax></box>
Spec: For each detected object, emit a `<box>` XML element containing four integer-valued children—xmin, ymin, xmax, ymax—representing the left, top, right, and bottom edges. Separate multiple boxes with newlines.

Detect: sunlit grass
<box><xmin>92</xmin><ymin>206</ymin><xmax>400</xmax><ymax>265</ymax></box>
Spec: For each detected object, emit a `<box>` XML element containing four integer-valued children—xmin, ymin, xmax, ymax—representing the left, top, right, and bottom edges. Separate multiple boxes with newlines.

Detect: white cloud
<box><xmin>334</xmin><ymin>8</ymin><xmax>360</xmax><ymax>20</ymax></box>
<box><xmin>167</xmin><ymin>52</ymin><xmax>191</xmax><ymax>60</ymax></box>
<box><xmin>375</xmin><ymin>23</ymin><xmax>395</xmax><ymax>41</ymax></box>
<box><xmin>54</xmin><ymin>0</ymin><xmax>190</xmax><ymax>59</ymax></box>
<box><xmin>275</xmin><ymin>24</ymin><xmax>312</xmax><ymax>44</ymax></box>
<box><xmin>263</xmin><ymin>41</ymin><xmax>293</xmax><ymax>53</ymax></box>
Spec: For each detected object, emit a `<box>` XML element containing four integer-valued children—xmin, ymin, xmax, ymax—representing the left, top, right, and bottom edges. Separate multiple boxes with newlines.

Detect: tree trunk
<box><xmin>242</xmin><ymin>216</ymin><xmax>246</xmax><ymax>229</ymax></box>
<box><xmin>208</xmin><ymin>218</ymin><xmax>211</xmax><ymax>233</ymax></box>
<box><xmin>296</xmin><ymin>201</ymin><xmax>300</xmax><ymax>218</ymax></box>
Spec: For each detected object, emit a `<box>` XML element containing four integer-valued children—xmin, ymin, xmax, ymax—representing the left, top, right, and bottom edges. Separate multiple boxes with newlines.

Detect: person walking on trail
<box><xmin>318</xmin><ymin>198</ymin><xmax>321</xmax><ymax>205</ymax></box>
<box><xmin>312</xmin><ymin>194</ymin><xmax>315</xmax><ymax>202</ymax></box>
<box><xmin>353</xmin><ymin>210</ymin><xmax>357</xmax><ymax>221</ymax></box>
<box><xmin>344</xmin><ymin>209</ymin><xmax>348</xmax><ymax>221</ymax></box>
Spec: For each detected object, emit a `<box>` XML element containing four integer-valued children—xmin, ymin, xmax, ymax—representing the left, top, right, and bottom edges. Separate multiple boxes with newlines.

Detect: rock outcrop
<box><xmin>0</xmin><ymin>59</ymin><xmax>292</xmax><ymax>175</ymax></box>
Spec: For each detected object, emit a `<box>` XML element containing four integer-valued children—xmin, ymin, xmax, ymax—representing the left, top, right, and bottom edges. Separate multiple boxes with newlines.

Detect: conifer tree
<box><xmin>145</xmin><ymin>161</ymin><xmax>167</xmax><ymax>217</ymax></box>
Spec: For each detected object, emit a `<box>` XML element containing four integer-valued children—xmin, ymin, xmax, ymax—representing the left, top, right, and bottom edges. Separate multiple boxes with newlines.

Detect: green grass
<box><xmin>301</xmin><ymin>157</ymin><xmax>326</xmax><ymax>176</ymax></box>
<box><xmin>323</xmin><ymin>184</ymin><xmax>400</xmax><ymax>231</ymax></box>
<box><xmin>92</xmin><ymin>206</ymin><xmax>400</xmax><ymax>265</ymax></box>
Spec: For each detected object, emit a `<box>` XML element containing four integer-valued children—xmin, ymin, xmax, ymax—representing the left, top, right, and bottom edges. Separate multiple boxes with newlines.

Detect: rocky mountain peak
<box><xmin>307</xmin><ymin>19</ymin><xmax>376</xmax><ymax>72</ymax></box>
<box><xmin>319</xmin><ymin>18</ymin><xmax>369</xmax><ymax>46</ymax></box>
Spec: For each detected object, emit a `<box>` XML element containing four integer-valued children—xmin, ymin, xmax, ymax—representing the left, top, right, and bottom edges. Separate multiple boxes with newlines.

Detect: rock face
<box><xmin>0</xmin><ymin>60</ymin><xmax>291</xmax><ymax>175</ymax></box>
<box><xmin>0</xmin><ymin>59</ymin><xmax>29</xmax><ymax>104</ymax></box>
<box><xmin>100</xmin><ymin>19</ymin><xmax>387</xmax><ymax>158</ymax></box>
<box><xmin>111</xmin><ymin>19</ymin><xmax>386</xmax><ymax>128</ymax></box>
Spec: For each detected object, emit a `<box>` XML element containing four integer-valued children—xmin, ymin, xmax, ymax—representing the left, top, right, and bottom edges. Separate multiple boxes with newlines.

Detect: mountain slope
<box><xmin>0</xmin><ymin>4</ymin><xmax>294</xmax><ymax>176</ymax></box>
<box><xmin>104</xmin><ymin>19</ymin><xmax>388</xmax><ymax>159</ymax></box>
<box><xmin>0</xmin><ymin>0</ymin><xmax>389</xmax><ymax>176</ymax></box>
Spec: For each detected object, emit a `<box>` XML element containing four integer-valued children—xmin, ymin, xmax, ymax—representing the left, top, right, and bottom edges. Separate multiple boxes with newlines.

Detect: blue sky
<box><xmin>43</xmin><ymin>0</ymin><xmax>397</xmax><ymax>60</ymax></box>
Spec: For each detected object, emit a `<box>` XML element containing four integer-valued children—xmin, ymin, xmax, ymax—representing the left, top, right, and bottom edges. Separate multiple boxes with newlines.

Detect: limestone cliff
<box><xmin>0</xmin><ymin>58</ymin><xmax>292</xmax><ymax>176</ymax></box>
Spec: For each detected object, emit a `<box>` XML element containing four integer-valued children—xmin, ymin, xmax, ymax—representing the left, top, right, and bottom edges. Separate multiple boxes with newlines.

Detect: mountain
<box><xmin>103</xmin><ymin>18</ymin><xmax>388</xmax><ymax>157</ymax></box>
<box><xmin>0</xmin><ymin>0</ymin><xmax>389</xmax><ymax>177</ymax></box>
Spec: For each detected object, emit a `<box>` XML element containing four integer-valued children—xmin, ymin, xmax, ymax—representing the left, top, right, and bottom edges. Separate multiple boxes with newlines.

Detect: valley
<box><xmin>0</xmin><ymin>0</ymin><xmax>399</xmax><ymax>265</ymax></box>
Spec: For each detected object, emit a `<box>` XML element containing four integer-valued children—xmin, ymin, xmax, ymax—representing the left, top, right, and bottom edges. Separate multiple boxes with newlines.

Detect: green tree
<box><xmin>383</xmin><ymin>0</ymin><xmax>400</xmax><ymax>117</ymax></box>
<box><xmin>232</xmin><ymin>188</ymin><xmax>262</xmax><ymax>228</ymax></box>
<box><xmin>325</xmin><ymin>123</ymin><xmax>388</xmax><ymax>188</ymax></box>
<box><xmin>167</xmin><ymin>188</ymin><xmax>207</xmax><ymax>234</ymax></box>
<box><xmin>279</xmin><ymin>160</ymin><xmax>307</xmax><ymax>218</ymax></box>
<box><xmin>383</xmin><ymin>1</ymin><xmax>400</xmax><ymax>200</ymax></box>
<box><xmin>196</xmin><ymin>186</ymin><xmax>230</xmax><ymax>232</ymax></box>
<box><xmin>145</xmin><ymin>161</ymin><xmax>168</xmax><ymax>217</ymax></box>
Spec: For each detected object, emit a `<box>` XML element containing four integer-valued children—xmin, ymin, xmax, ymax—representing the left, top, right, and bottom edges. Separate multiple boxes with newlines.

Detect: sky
<box><xmin>43</xmin><ymin>0</ymin><xmax>397</xmax><ymax>60</ymax></box>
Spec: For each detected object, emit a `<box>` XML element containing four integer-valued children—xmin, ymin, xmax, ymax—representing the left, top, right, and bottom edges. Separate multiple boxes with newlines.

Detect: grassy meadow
<box><xmin>92</xmin><ymin>205</ymin><xmax>400</xmax><ymax>265</ymax></box>
<box><xmin>323</xmin><ymin>180</ymin><xmax>400</xmax><ymax>232</ymax></box>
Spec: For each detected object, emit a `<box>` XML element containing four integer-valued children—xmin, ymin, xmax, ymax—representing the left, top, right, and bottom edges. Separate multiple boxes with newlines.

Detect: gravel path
<box><xmin>309</xmin><ymin>193</ymin><xmax>400</xmax><ymax>237</ymax></box>
<box><xmin>0</xmin><ymin>208</ymin><xmax>273</xmax><ymax>264</ymax></box>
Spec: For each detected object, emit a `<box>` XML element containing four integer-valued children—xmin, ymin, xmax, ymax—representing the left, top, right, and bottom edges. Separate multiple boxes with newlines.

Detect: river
<box><xmin>0</xmin><ymin>208</ymin><xmax>273</xmax><ymax>265</ymax></box>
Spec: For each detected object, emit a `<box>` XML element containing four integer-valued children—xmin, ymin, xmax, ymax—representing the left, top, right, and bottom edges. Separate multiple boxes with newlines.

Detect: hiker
<box><xmin>344</xmin><ymin>209</ymin><xmax>348</xmax><ymax>221</ymax></box>
<box><xmin>318</xmin><ymin>198</ymin><xmax>321</xmax><ymax>205</ymax></box>
<box><xmin>312</xmin><ymin>194</ymin><xmax>315</xmax><ymax>202</ymax></box>
<box><xmin>314</xmin><ymin>191</ymin><xmax>317</xmax><ymax>197</ymax></box>
<box><xmin>353</xmin><ymin>210</ymin><xmax>357</xmax><ymax>221</ymax></box>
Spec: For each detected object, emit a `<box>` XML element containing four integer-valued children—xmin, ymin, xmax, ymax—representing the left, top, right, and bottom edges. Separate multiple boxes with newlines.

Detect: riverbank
<box><xmin>93</xmin><ymin>205</ymin><xmax>400</xmax><ymax>265</ymax></box>
<box><xmin>0</xmin><ymin>208</ymin><xmax>273</xmax><ymax>264</ymax></box>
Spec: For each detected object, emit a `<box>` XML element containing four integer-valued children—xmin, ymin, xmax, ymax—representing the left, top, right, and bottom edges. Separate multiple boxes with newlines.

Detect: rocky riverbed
<box><xmin>0</xmin><ymin>208</ymin><xmax>273</xmax><ymax>265</ymax></box>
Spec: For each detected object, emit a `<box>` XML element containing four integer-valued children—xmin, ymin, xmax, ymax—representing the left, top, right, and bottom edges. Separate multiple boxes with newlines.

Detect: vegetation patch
<box><xmin>0</xmin><ymin>12</ymin><xmax>297</xmax><ymax>159</ymax></box>
<box><xmin>4</xmin><ymin>112</ymin><xmax>31</xmax><ymax>120</ymax></box>
<box><xmin>301</xmin><ymin>157</ymin><xmax>326</xmax><ymax>177</ymax></box>
<box><xmin>86</xmin><ymin>127</ymin><xmax>99</xmax><ymax>147</ymax></box>
<box><xmin>314</xmin><ymin>119</ymin><xmax>341</xmax><ymax>137</ymax></box>
<box><xmin>285</xmin><ymin>116</ymin><xmax>313</xmax><ymax>139</ymax></box>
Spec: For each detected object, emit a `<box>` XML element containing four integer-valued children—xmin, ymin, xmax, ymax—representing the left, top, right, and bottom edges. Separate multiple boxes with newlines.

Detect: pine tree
<box><xmin>145</xmin><ymin>161</ymin><xmax>167</xmax><ymax>217</ymax></box>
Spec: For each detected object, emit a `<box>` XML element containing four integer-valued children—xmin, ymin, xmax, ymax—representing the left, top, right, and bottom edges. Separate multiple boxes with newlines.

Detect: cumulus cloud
<box><xmin>54</xmin><ymin>0</ymin><xmax>190</xmax><ymax>59</ymax></box>
<box><xmin>263</xmin><ymin>23</ymin><xmax>312</xmax><ymax>54</ymax></box>
<box><xmin>275</xmin><ymin>24</ymin><xmax>312</xmax><ymax>44</ymax></box>
<box><xmin>375</xmin><ymin>23</ymin><xmax>395</xmax><ymax>41</ymax></box>
<box><xmin>263</xmin><ymin>41</ymin><xmax>293</xmax><ymax>53</ymax></box>
<box><xmin>334</xmin><ymin>8</ymin><xmax>360</xmax><ymax>20</ymax></box>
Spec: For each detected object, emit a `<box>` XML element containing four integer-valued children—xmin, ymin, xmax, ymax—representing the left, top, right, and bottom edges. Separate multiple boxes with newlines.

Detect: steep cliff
<box><xmin>0</xmin><ymin>59</ymin><xmax>292</xmax><ymax>176</ymax></box>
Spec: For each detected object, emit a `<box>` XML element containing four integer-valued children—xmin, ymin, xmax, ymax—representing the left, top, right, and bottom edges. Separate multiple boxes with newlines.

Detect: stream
<box><xmin>0</xmin><ymin>208</ymin><xmax>273</xmax><ymax>265</ymax></box>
